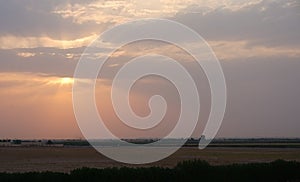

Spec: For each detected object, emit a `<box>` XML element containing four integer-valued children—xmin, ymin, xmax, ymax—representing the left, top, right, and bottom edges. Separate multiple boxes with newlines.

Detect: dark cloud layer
<box><xmin>0</xmin><ymin>0</ymin><xmax>109</xmax><ymax>39</ymax></box>
<box><xmin>174</xmin><ymin>0</ymin><xmax>300</xmax><ymax>47</ymax></box>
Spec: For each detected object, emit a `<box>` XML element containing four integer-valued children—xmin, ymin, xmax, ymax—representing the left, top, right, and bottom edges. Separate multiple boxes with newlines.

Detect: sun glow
<box><xmin>60</xmin><ymin>77</ymin><xmax>74</xmax><ymax>85</ymax></box>
<box><xmin>48</xmin><ymin>77</ymin><xmax>74</xmax><ymax>86</ymax></box>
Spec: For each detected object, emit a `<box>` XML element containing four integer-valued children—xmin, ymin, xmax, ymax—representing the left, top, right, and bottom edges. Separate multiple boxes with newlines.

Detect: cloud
<box><xmin>53</xmin><ymin>0</ymin><xmax>264</xmax><ymax>24</ymax></box>
<box><xmin>0</xmin><ymin>0</ymin><xmax>300</xmax><ymax>138</ymax></box>
<box><xmin>0</xmin><ymin>48</ymin><xmax>79</xmax><ymax>77</ymax></box>
<box><xmin>1</xmin><ymin>0</ymin><xmax>298</xmax><ymax>51</ymax></box>
<box><xmin>0</xmin><ymin>34</ymin><xmax>98</xmax><ymax>49</ymax></box>
<box><xmin>17</xmin><ymin>52</ymin><xmax>36</xmax><ymax>58</ymax></box>
<box><xmin>0</xmin><ymin>0</ymin><xmax>110</xmax><ymax>40</ymax></box>
<box><xmin>219</xmin><ymin>56</ymin><xmax>300</xmax><ymax>137</ymax></box>
<box><xmin>209</xmin><ymin>40</ymin><xmax>300</xmax><ymax>60</ymax></box>
<box><xmin>173</xmin><ymin>0</ymin><xmax>300</xmax><ymax>47</ymax></box>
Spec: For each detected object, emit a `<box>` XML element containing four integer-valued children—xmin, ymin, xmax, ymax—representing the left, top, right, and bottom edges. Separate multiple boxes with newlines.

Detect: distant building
<box><xmin>200</xmin><ymin>135</ymin><xmax>206</xmax><ymax>141</ymax></box>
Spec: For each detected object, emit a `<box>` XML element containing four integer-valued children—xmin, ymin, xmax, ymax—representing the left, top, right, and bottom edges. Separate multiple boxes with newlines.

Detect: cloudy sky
<box><xmin>0</xmin><ymin>0</ymin><xmax>299</xmax><ymax>139</ymax></box>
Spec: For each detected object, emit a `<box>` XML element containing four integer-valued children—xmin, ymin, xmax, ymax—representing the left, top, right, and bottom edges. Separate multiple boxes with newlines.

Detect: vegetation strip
<box><xmin>0</xmin><ymin>160</ymin><xmax>300</xmax><ymax>181</ymax></box>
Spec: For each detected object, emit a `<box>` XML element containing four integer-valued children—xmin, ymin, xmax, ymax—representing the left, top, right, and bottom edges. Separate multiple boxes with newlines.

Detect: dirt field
<box><xmin>0</xmin><ymin>146</ymin><xmax>299</xmax><ymax>173</ymax></box>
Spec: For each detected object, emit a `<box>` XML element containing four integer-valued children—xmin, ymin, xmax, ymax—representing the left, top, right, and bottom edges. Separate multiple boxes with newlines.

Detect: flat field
<box><xmin>0</xmin><ymin>146</ymin><xmax>299</xmax><ymax>173</ymax></box>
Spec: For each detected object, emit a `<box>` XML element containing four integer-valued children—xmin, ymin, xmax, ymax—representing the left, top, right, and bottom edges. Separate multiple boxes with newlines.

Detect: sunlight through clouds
<box><xmin>53</xmin><ymin>0</ymin><xmax>264</xmax><ymax>24</ymax></box>
<box><xmin>0</xmin><ymin>0</ymin><xmax>300</xmax><ymax>139</ymax></box>
<box><xmin>0</xmin><ymin>34</ymin><xmax>98</xmax><ymax>49</ymax></box>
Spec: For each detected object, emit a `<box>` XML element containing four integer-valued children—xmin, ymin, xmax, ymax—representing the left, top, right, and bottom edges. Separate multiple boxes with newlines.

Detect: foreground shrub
<box><xmin>0</xmin><ymin>160</ymin><xmax>299</xmax><ymax>182</ymax></box>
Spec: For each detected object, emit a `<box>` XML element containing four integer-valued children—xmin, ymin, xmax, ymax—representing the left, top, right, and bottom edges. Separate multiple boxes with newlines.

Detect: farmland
<box><xmin>0</xmin><ymin>144</ymin><xmax>300</xmax><ymax>173</ymax></box>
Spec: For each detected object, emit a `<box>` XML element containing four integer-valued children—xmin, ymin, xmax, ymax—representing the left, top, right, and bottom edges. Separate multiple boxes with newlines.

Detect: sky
<box><xmin>0</xmin><ymin>0</ymin><xmax>300</xmax><ymax>139</ymax></box>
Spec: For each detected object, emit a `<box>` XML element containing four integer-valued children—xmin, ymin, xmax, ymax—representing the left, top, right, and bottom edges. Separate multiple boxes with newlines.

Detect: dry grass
<box><xmin>0</xmin><ymin>146</ymin><xmax>299</xmax><ymax>173</ymax></box>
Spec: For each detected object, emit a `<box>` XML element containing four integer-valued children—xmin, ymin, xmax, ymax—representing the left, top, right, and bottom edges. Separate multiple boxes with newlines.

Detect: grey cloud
<box><xmin>0</xmin><ymin>0</ymin><xmax>110</xmax><ymax>39</ymax></box>
<box><xmin>173</xmin><ymin>0</ymin><xmax>300</xmax><ymax>47</ymax></box>
<box><xmin>0</xmin><ymin>48</ymin><xmax>79</xmax><ymax>77</ymax></box>
<box><xmin>218</xmin><ymin>56</ymin><xmax>300</xmax><ymax>137</ymax></box>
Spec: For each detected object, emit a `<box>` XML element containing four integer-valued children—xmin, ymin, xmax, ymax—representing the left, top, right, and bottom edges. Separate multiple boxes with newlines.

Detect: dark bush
<box><xmin>0</xmin><ymin>160</ymin><xmax>300</xmax><ymax>182</ymax></box>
